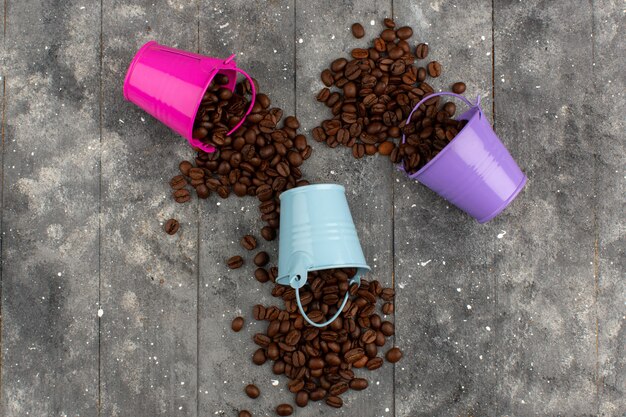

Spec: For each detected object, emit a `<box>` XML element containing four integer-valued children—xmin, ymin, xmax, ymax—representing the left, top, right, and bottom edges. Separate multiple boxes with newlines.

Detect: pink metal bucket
<box><xmin>123</xmin><ymin>41</ymin><xmax>256</xmax><ymax>153</ymax></box>
<box><xmin>399</xmin><ymin>92</ymin><xmax>527</xmax><ymax>223</ymax></box>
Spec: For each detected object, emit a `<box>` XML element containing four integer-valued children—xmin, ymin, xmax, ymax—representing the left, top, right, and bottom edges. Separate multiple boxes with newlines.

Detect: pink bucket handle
<box><xmin>402</xmin><ymin>92</ymin><xmax>481</xmax><ymax>145</ymax></box>
<box><xmin>187</xmin><ymin>57</ymin><xmax>257</xmax><ymax>153</ymax></box>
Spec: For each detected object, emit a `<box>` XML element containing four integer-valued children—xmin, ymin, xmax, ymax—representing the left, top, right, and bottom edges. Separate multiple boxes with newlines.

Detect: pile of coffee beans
<box><xmin>169</xmin><ymin>75</ymin><xmax>312</xmax><ymax>237</ymax></box>
<box><xmin>239</xmin><ymin>267</ymin><xmax>400</xmax><ymax>414</ymax></box>
<box><xmin>313</xmin><ymin>19</ymin><xmax>469</xmax><ymax>173</ymax></box>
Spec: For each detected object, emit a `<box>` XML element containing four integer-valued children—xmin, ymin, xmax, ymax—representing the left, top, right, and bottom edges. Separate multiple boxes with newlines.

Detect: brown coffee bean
<box><xmin>169</xmin><ymin>175</ymin><xmax>187</xmax><ymax>190</ymax></box>
<box><xmin>310</xmin><ymin>388</ymin><xmax>327</xmax><ymax>401</ymax></box>
<box><xmin>295</xmin><ymin>390</ymin><xmax>309</xmax><ymax>407</ymax></box>
<box><xmin>252</xmin><ymin>348</ymin><xmax>266</xmax><ymax>365</ymax></box>
<box><xmin>173</xmin><ymin>189</ymin><xmax>191</xmax><ymax>203</ymax></box>
<box><xmin>179</xmin><ymin>160</ymin><xmax>192</xmax><ymax>176</ymax></box>
<box><xmin>366</xmin><ymin>357</ymin><xmax>383</xmax><ymax>370</ymax></box>
<box><xmin>321</xmin><ymin>70</ymin><xmax>333</xmax><ymax>87</ymax></box>
<box><xmin>386</xmin><ymin>347</ymin><xmax>403</xmax><ymax>363</ymax></box>
<box><xmin>253</xmin><ymin>333</ymin><xmax>271</xmax><ymax>347</ymax></box>
<box><xmin>380</xmin><ymin>321</ymin><xmax>395</xmax><ymax>336</ymax></box>
<box><xmin>351</xmin><ymin>48</ymin><xmax>369</xmax><ymax>59</ymax></box>
<box><xmin>227</xmin><ymin>255</ymin><xmax>244</xmax><ymax>269</ymax></box>
<box><xmin>231</xmin><ymin>316</ymin><xmax>244</xmax><ymax>332</ymax></box>
<box><xmin>380</xmin><ymin>28</ymin><xmax>396</xmax><ymax>42</ymax></box>
<box><xmin>452</xmin><ymin>81</ymin><xmax>466</xmax><ymax>94</ymax></box>
<box><xmin>382</xmin><ymin>302</ymin><xmax>394</xmax><ymax>315</ymax></box>
<box><xmin>326</xmin><ymin>396</ymin><xmax>343</xmax><ymax>408</ymax></box>
<box><xmin>261</xmin><ymin>226</ymin><xmax>276</xmax><ymax>241</ymax></box>
<box><xmin>245</xmin><ymin>384</ymin><xmax>260</xmax><ymax>399</ymax></box>
<box><xmin>240</xmin><ymin>235</ymin><xmax>257</xmax><ymax>251</ymax></box>
<box><xmin>427</xmin><ymin>61</ymin><xmax>442</xmax><ymax>77</ymax></box>
<box><xmin>351</xmin><ymin>22</ymin><xmax>365</xmax><ymax>38</ymax></box>
<box><xmin>253</xmin><ymin>251</ymin><xmax>269</xmax><ymax>267</ymax></box>
<box><xmin>164</xmin><ymin>219</ymin><xmax>180</xmax><ymax>235</ymax></box>
<box><xmin>344</xmin><ymin>348</ymin><xmax>365</xmax><ymax>364</ymax></box>
<box><xmin>350</xmin><ymin>378</ymin><xmax>369</xmax><ymax>390</ymax></box>
<box><xmin>238</xmin><ymin>411</ymin><xmax>252</xmax><ymax>417</ymax></box>
<box><xmin>383</xmin><ymin>18</ymin><xmax>395</xmax><ymax>28</ymax></box>
<box><xmin>330</xmin><ymin>58</ymin><xmax>347</xmax><ymax>72</ymax></box>
<box><xmin>415</xmin><ymin>43</ymin><xmax>429</xmax><ymax>59</ymax></box>
<box><xmin>276</xmin><ymin>404</ymin><xmax>293</xmax><ymax>416</ymax></box>
<box><xmin>396</xmin><ymin>26</ymin><xmax>413</xmax><ymax>39</ymax></box>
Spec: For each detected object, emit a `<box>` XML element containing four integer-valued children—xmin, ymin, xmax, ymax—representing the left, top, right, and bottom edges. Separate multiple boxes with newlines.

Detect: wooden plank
<box><xmin>99</xmin><ymin>3</ymin><xmax>199</xmax><ymax>416</ymax></box>
<box><xmin>391</xmin><ymin>1</ymin><xmax>497</xmax><ymax>415</ymax></box>
<box><xmin>593</xmin><ymin>1</ymin><xmax>625</xmax><ymax>414</ymax></box>
<box><xmin>196</xmin><ymin>2</ymin><xmax>297</xmax><ymax>415</ymax></box>
<box><xmin>1</xmin><ymin>1</ymin><xmax>100</xmax><ymax>415</ymax></box>
<box><xmin>294</xmin><ymin>2</ymin><xmax>396</xmax><ymax>416</ymax></box>
<box><xmin>493</xmin><ymin>2</ymin><xmax>598</xmax><ymax>414</ymax></box>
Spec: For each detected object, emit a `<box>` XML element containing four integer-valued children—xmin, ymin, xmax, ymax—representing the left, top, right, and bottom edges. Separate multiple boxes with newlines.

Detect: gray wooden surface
<box><xmin>1</xmin><ymin>1</ymin><xmax>624</xmax><ymax>416</ymax></box>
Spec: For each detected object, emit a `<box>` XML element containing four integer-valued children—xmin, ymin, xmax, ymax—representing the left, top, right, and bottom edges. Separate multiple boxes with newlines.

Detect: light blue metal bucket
<box><xmin>277</xmin><ymin>184</ymin><xmax>371</xmax><ymax>328</ymax></box>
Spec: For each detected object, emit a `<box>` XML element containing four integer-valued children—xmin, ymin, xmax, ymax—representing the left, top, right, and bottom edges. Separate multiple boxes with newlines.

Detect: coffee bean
<box><xmin>378</xmin><ymin>141</ymin><xmax>395</xmax><ymax>155</ymax></box>
<box><xmin>396</xmin><ymin>26</ymin><xmax>413</xmax><ymax>40</ymax></box>
<box><xmin>164</xmin><ymin>219</ymin><xmax>180</xmax><ymax>235</ymax></box>
<box><xmin>427</xmin><ymin>61</ymin><xmax>442</xmax><ymax>77</ymax></box>
<box><xmin>227</xmin><ymin>255</ymin><xmax>244</xmax><ymax>269</ymax></box>
<box><xmin>260</xmin><ymin>226</ymin><xmax>276</xmax><ymax>241</ymax></box>
<box><xmin>170</xmin><ymin>175</ymin><xmax>187</xmax><ymax>190</ymax></box>
<box><xmin>179</xmin><ymin>160</ymin><xmax>192</xmax><ymax>176</ymax></box>
<box><xmin>295</xmin><ymin>390</ymin><xmax>309</xmax><ymax>407</ymax></box>
<box><xmin>383</xmin><ymin>18</ymin><xmax>395</xmax><ymax>28</ymax></box>
<box><xmin>253</xmin><ymin>251</ymin><xmax>270</xmax><ymax>267</ymax></box>
<box><xmin>231</xmin><ymin>316</ymin><xmax>244</xmax><ymax>332</ymax></box>
<box><xmin>326</xmin><ymin>396</ymin><xmax>343</xmax><ymax>408</ymax></box>
<box><xmin>349</xmin><ymin>378</ymin><xmax>369</xmax><ymax>390</ymax></box>
<box><xmin>351</xmin><ymin>23</ymin><xmax>365</xmax><ymax>38</ymax></box>
<box><xmin>276</xmin><ymin>404</ymin><xmax>293</xmax><ymax>416</ymax></box>
<box><xmin>173</xmin><ymin>189</ymin><xmax>191</xmax><ymax>203</ymax></box>
<box><xmin>382</xmin><ymin>302</ymin><xmax>394</xmax><ymax>315</ymax></box>
<box><xmin>452</xmin><ymin>81</ymin><xmax>466</xmax><ymax>94</ymax></box>
<box><xmin>238</xmin><ymin>411</ymin><xmax>252</xmax><ymax>417</ymax></box>
<box><xmin>366</xmin><ymin>357</ymin><xmax>384</xmax><ymax>370</ymax></box>
<box><xmin>241</xmin><ymin>235</ymin><xmax>258</xmax><ymax>251</ymax></box>
<box><xmin>386</xmin><ymin>347</ymin><xmax>403</xmax><ymax>363</ymax></box>
<box><xmin>380</xmin><ymin>321</ymin><xmax>395</xmax><ymax>336</ymax></box>
<box><xmin>321</xmin><ymin>70</ymin><xmax>333</xmax><ymax>87</ymax></box>
<box><xmin>195</xmin><ymin>184</ymin><xmax>210</xmax><ymax>199</ymax></box>
<box><xmin>252</xmin><ymin>348</ymin><xmax>266</xmax><ymax>365</ymax></box>
<box><xmin>245</xmin><ymin>384</ymin><xmax>260</xmax><ymax>399</ymax></box>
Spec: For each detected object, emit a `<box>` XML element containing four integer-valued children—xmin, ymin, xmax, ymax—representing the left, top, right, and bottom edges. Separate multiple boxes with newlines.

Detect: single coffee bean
<box><xmin>231</xmin><ymin>316</ymin><xmax>244</xmax><ymax>332</ymax></box>
<box><xmin>386</xmin><ymin>347</ymin><xmax>403</xmax><ymax>363</ymax></box>
<box><xmin>382</xmin><ymin>302</ymin><xmax>394</xmax><ymax>315</ymax></box>
<box><xmin>240</xmin><ymin>235</ymin><xmax>258</xmax><ymax>251</ymax></box>
<box><xmin>380</xmin><ymin>28</ymin><xmax>396</xmax><ymax>42</ymax></box>
<box><xmin>169</xmin><ymin>175</ymin><xmax>187</xmax><ymax>190</ymax></box>
<box><xmin>383</xmin><ymin>18</ymin><xmax>395</xmax><ymax>28</ymax></box>
<box><xmin>195</xmin><ymin>184</ymin><xmax>210</xmax><ymax>199</ymax></box>
<box><xmin>238</xmin><ymin>411</ymin><xmax>252</xmax><ymax>417</ymax></box>
<box><xmin>349</xmin><ymin>378</ymin><xmax>369</xmax><ymax>390</ymax></box>
<box><xmin>253</xmin><ymin>251</ymin><xmax>270</xmax><ymax>267</ymax></box>
<box><xmin>452</xmin><ymin>81</ymin><xmax>466</xmax><ymax>94</ymax></box>
<box><xmin>351</xmin><ymin>22</ymin><xmax>365</xmax><ymax>38</ymax></box>
<box><xmin>295</xmin><ymin>390</ymin><xmax>309</xmax><ymax>407</ymax></box>
<box><xmin>380</xmin><ymin>321</ymin><xmax>395</xmax><ymax>336</ymax></box>
<box><xmin>310</xmin><ymin>388</ymin><xmax>327</xmax><ymax>401</ymax></box>
<box><xmin>444</xmin><ymin>102</ymin><xmax>456</xmax><ymax>117</ymax></box>
<box><xmin>326</xmin><ymin>396</ymin><xmax>343</xmax><ymax>408</ymax></box>
<box><xmin>366</xmin><ymin>357</ymin><xmax>384</xmax><ymax>370</ymax></box>
<box><xmin>164</xmin><ymin>219</ymin><xmax>180</xmax><ymax>235</ymax></box>
<box><xmin>179</xmin><ymin>160</ymin><xmax>192</xmax><ymax>176</ymax></box>
<box><xmin>227</xmin><ymin>255</ymin><xmax>244</xmax><ymax>269</ymax></box>
<box><xmin>427</xmin><ymin>61</ymin><xmax>442</xmax><ymax>77</ymax></box>
<box><xmin>252</xmin><ymin>348</ymin><xmax>266</xmax><ymax>365</ymax></box>
<box><xmin>321</xmin><ymin>70</ymin><xmax>333</xmax><ymax>87</ymax></box>
<box><xmin>253</xmin><ymin>304</ymin><xmax>266</xmax><ymax>320</ymax></box>
<box><xmin>396</xmin><ymin>26</ymin><xmax>413</xmax><ymax>39</ymax></box>
<box><xmin>173</xmin><ymin>189</ymin><xmax>191</xmax><ymax>203</ymax></box>
<box><xmin>276</xmin><ymin>404</ymin><xmax>293</xmax><ymax>416</ymax></box>
<box><xmin>255</xmin><ymin>268</ymin><xmax>270</xmax><ymax>283</ymax></box>
<box><xmin>415</xmin><ymin>43</ymin><xmax>429</xmax><ymax>59</ymax></box>
<box><xmin>261</xmin><ymin>226</ymin><xmax>276</xmax><ymax>241</ymax></box>
<box><xmin>245</xmin><ymin>384</ymin><xmax>260</xmax><ymax>399</ymax></box>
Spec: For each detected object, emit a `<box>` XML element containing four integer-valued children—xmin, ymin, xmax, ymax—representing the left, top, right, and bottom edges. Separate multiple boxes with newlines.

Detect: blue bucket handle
<box><xmin>292</xmin><ymin>277</ymin><xmax>357</xmax><ymax>328</ymax></box>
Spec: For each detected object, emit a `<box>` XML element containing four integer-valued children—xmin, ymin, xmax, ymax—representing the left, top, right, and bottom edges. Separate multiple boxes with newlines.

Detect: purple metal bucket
<box><xmin>400</xmin><ymin>92</ymin><xmax>527</xmax><ymax>223</ymax></box>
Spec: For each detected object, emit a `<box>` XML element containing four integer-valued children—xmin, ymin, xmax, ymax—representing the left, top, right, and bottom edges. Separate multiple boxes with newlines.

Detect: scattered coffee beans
<box><xmin>232</xmin><ymin>316</ymin><xmax>245</xmax><ymax>332</ymax></box>
<box><xmin>164</xmin><ymin>218</ymin><xmax>180</xmax><ymax>235</ymax></box>
<box><xmin>313</xmin><ymin>19</ymin><xmax>469</xmax><ymax>174</ymax></box>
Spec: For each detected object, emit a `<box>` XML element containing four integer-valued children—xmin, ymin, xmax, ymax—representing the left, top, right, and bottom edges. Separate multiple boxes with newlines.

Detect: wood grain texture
<box><xmin>391</xmin><ymin>1</ymin><xmax>497</xmax><ymax>416</ymax></box>
<box><xmin>493</xmin><ymin>1</ymin><xmax>599</xmax><ymax>414</ymax></box>
<box><xmin>99</xmin><ymin>2</ymin><xmax>199</xmax><ymax>416</ymax></box>
<box><xmin>1</xmin><ymin>1</ymin><xmax>100</xmax><ymax>415</ymax></box>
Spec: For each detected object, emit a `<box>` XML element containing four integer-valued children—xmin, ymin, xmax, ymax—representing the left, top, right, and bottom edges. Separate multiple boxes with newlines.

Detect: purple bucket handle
<box><xmin>188</xmin><ymin>55</ymin><xmax>257</xmax><ymax>153</ymax></box>
<box><xmin>402</xmin><ymin>92</ymin><xmax>481</xmax><ymax>146</ymax></box>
